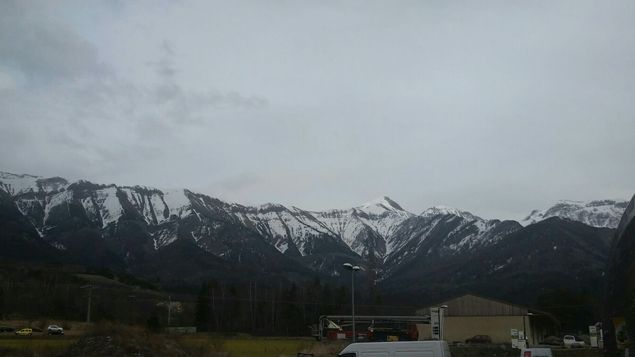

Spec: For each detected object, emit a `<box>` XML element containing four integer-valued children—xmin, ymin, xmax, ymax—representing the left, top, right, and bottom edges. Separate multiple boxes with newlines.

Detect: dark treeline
<box><xmin>0</xmin><ymin>264</ymin><xmax>606</xmax><ymax>335</ymax></box>
<box><xmin>0</xmin><ymin>264</ymin><xmax>415</xmax><ymax>335</ymax></box>
<box><xmin>192</xmin><ymin>278</ymin><xmax>397</xmax><ymax>335</ymax></box>
<box><xmin>0</xmin><ymin>264</ymin><xmax>164</xmax><ymax>325</ymax></box>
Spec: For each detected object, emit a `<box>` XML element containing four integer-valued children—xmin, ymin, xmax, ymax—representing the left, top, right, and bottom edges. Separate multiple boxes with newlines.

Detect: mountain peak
<box><xmin>420</xmin><ymin>205</ymin><xmax>480</xmax><ymax>221</ymax></box>
<box><xmin>0</xmin><ymin>171</ymin><xmax>45</xmax><ymax>196</ymax></box>
<box><xmin>257</xmin><ymin>202</ymin><xmax>288</xmax><ymax>212</ymax></box>
<box><xmin>522</xmin><ymin>199</ymin><xmax>629</xmax><ymax>228</ymax></box>
<box><xmin>357</xmin><ymin>196</ymin><xmax>405</xmax><ymax>214</ymax></box>
<box><xmin>0</xmin><ymin>171</ymin><xmax>40</xmax><ymax>179</ymax></box>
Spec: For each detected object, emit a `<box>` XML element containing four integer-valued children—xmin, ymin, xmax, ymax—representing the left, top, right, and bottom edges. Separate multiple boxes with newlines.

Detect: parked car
<box><xmin>15</xmin><ymin>328</ymin><xmax>33</xmax><ymax>336</ymax></box>
<box><xmin>0</xmin><ymin>326</ymin><xmax>15</xmax><ymax>333</ymax></box>
<box><xmin>563</xmin><ymin>335</ymin><xmax>585</xmax><ymax>348</ymax></box>
<box><xmin>465</xmin><ymin>335</ymin><xmax>492</xmax><ymax>344</ymax></box>
<box><xmin>47</xmin><ymin>325</ymin><xmax>64</xmax><ymax>335</ymax></box>
<box><xmin>539</xmin><ymin>336</ymin><xmax>563</xmax><ymax>346</ymax></box>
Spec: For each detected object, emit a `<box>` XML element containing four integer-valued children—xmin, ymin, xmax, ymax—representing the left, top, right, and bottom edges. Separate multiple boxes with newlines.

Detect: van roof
<box><xmin>340</xmin><ymin>340</ymin><xmax>448</xmax><ymax>353</ymax></box>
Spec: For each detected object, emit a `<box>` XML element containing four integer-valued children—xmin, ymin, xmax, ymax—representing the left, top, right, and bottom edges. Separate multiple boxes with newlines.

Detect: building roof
<box><xmin>415</xmin><ymin>293</ymin><xmax>551</xmax><ymax>317</ymax></box>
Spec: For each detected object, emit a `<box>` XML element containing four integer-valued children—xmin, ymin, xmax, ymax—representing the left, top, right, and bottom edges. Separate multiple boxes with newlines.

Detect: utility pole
<box><xmin>342</xmin><ymin>263</ymin><xmax>361</xmax><ymax>343</ymax></box>
<box><xmin>167</xmin><ymin>296</ymin><xmax>172</xmax><ymax>327</ymax></box>
<box><xmin>128</xmin><ymin>295</ymin><xmax>136</xmax><ymax>325</ymax></box>
<box><xmin>81</xmin><ymin>285</ymin><xmax>96</xmax><ymax>323</ymax></box>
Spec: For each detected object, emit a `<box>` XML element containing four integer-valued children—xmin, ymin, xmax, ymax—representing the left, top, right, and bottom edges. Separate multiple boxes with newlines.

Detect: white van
<box><xmin>563</xmin><ymin>335</ymin><xmax>585</xmax><ymax>348</ymax></box>
<box><xmin>338</xmin><ymin>341</ymin><xmax>451</xmax><ymax>357</ymax></box>
<box><xmin>520</xmin><ymin>348</ymin><xmax>553</xmax><ymax>357</ymax></box>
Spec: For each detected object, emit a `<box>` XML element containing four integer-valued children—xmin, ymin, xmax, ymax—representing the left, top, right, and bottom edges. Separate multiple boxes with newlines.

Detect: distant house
<box><xmin>416</xmin><ymin>294</ymin><xmax>559</xmax><ymax>345</ymax></box>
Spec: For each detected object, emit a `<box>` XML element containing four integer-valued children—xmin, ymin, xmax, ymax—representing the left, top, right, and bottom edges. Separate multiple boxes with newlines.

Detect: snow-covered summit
<box><xmin>356</xmin><ymin>196</ymin><xmax>405</xmax><ymax>215</ymax></box>
<box><xmin>522</xmin><ymin>199</ymin><xmax>629</xmax><ymax>229</ymax></box>
<box><xmin>257</xmin><ymin>202</ymin><xmax>288</xmax><ymax>212</ymax></box>
<box><xmin>0</xmin><ymin>171</ymin><xmax>68</xmax><ymax>195</ymax></box>
<box><xmin>420</xmin><ymin>205</ymin><xmax>480</xmax><ymax>221</ymax></box>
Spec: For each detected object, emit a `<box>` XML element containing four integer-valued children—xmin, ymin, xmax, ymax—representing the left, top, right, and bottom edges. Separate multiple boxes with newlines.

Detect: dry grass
<box><xmin>299</xmin><ymin>340</ymin><xmax>350</xmax><ymax>357</ymax></box>
<box><xmin>62</xmin><ymin>321</ymin><xmax>191</xmax><ymax>357</ymax></box>
<box><xmin>178</xmin><ymin>335</ymin><xmax>328</xmax><ymax>357</ymax></box>
<box><xmin>0</xmin><ymin>336</ymin><xmax>77</xmax><ymax>357</ymax></box>
<box><xmin>0</xmin><ymin>321</ymin><xmax>352</xmax><ymax>357</ymax></box>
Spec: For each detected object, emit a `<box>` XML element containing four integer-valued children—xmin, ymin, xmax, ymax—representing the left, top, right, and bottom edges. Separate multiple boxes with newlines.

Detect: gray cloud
<box><xmin>0</xmin><ymin>0</ymin><xmax>634</xmax><ymax>219</ymax></box>
<box><xmin>0</xmin><ymin>1</ymin><xmax>109</xmax><ymax>83</ymax></box>
<box><xmin>149</xmin><ymin>41</ymin><xmax>268</xmax><ymax>124</ymax></box>
<box><xmin>215</xmin><ymin>172</ymin><xmax>265</xmax><ymax>193</ymax></box>
<box><xmin>0</xmin><ymin>0</ymin><xmax>269</xmax><ymax>185</ymax></box>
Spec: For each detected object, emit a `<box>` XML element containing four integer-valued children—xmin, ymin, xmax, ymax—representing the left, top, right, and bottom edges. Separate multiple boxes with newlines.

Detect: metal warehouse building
<box><xmin>416</xmin><ymin>294</ymin><xmax>559</xmax><ymax>345</ymax></box>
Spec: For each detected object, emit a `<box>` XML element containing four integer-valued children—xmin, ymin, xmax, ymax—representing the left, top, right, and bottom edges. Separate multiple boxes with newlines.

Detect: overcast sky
<box><xmin>1</xmin><ymin>0</ymin><xmax>634</xmax><ymax>220</ymax></box>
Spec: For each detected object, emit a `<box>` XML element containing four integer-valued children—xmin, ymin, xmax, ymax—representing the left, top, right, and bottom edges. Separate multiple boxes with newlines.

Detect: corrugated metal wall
<box><xmin>417</xmin><ymin>294</ymin><xmax>529</xmax><ymax>316</ymax></box>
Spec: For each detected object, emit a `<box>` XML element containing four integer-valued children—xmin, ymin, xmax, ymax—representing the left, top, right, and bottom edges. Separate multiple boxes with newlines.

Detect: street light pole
<box><xmin>168</xmin><ymin>296</ymin><xmax>172</xmax><ymax>327</ymax></box>
<box><xmin>522</xmin><ymin>314</ymin><xmax>527</xmax><ymax>348</ymax></box>
<box><xmin>128</xmin><ymin>295</ymin><xmax>136</xmax><ymax>325</ymax></box>
<box><xmin>343</xmin><ymin>263</ymin><xmax>361</xmax><ymax>343</ymax></box>
<box><xmin>80</xmin><ymin>285</ymin><xmax>96</xmax><ymax>323</ymax></box>
<box><xmin>439</xmin><ymin>305</ymin><xmax>448</xmax><ymax>341</ymax></box>
<box><xmin>525</xmin><ymin>312</ymin><xmax>534</xmax><ymax>346</ymax></box>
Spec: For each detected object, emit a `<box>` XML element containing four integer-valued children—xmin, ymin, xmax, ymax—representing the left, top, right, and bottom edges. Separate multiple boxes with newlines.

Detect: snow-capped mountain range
<box><xmin>0</xmin><ymin>171</ymin><xmax>628</xmax><ymax>287</ymax></box>
<box><xmin>228</xmin><ymin>195</ymin><xmax>413</xmax><ymax>261</ymax></box>
<box><xmin>522</xmin><ymin>199</ymin><xmax>628</xmax><ymax>229</ymax></box>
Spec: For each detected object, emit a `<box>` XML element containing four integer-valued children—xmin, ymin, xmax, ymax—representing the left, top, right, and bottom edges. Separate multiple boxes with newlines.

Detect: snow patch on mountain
<box><xmin>94</xmin><ymin>187</ymin><xmax>124</xmax><ymax>228</ymax></box>
<box><xmin>38</xmin><ymin>177</ymin><xmax>68</xmax><ymax>194</ymax></box>
<box><xmin>43</xmin><ymin>190</ymin><xmax>73</xmax><ymax>224</ymax></box>
<box><xmin>357</xmin><ymin>196</ymin><xmax>405</xmax><ymax>215</ymax></box>
<box><xmin>312</xmin><ymin>196</ymin><xmax>413</xmax><ymax>258</ymax></box>
<box><xmin>0</xmin><ymin>171</ymin><xmax>69</xmax><ymax>196</ymax></box>
<box><xmin>447</xmin><ymin>219</ymin><xmax>511</xmax><ymax>251</ymax></box>
<box><xmin>234</xmin><ymin>204</ymin><xmax>336</xmax><ymax>256</ymax></box>
<box><xmin>229</xmin><ymin>196</ymin><xmax>412</xmax><ymax>259</ymax></box>
<box><xmin>383</xmin><ymin>211</ymin><xmax>521</xmax><ymax>278</ymax></box>
<box><xmin>421</xmin><ymin>205</ymin><xmax>480</xmax><ymax>221</ymax></box>
<box><xmin>385</xmin><ymin>215</ymin><xmax>442</xmax><ymax>259</ymax></box>
<box><xmin>80</xmin><ymin>196</ymin><xmax>99</xmax><ymax>223</ymax></box>
<box><xmin>14</xmin><ymin>196</ymin><xmax>39</xmax><ymax>216</ymax></box>
<box><xmin>121</xmin><ymin>188</ymin><xmax>152</xmax><ymax>224</ymax></box>
<box><xmin>150</xmin><ymin>194</ymin><xmax>169</xmax><ymax>223</ymax></box>
<box><xmin>153</xmin><ymin>226</ymin><xmax>179</xmax><ymax>249</ymax></box>
<box><xmin>522</xmin><ymin>199</ymin><xmax>628</xmax><ymax>228</ymax></box>
<box><xmin>162</xmin><ymin>189</ymin><xmax>192</xmax><ymax>219</ymax></box>
<box><xmin>0</xmin><ymin>172</ymin><xmax>41</xmax><ymax>195</ymax></box>
<box><xmin>311</xmin><ymin>209</ymin><xmax>370</xmax><ymax>254</ymax></box>
<box><xmin>356</xmin><ymin>209</ymin><xmax>413</xmax><ymax>242</ymax></box>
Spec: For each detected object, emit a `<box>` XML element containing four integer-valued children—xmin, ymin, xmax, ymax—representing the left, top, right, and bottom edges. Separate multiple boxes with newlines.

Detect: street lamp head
<box><xmin>352</xmin><ymin>265</ymin><xmax>361</xmax><ymax>271</ymax></box>
<box><xmin>342</xmin><ymin>263</ymin><xmax>353</xmax><ymax>270</ymax></box>
<box><xmin>440</xmin><ymin>305</ymin><xmax>448</xmax><ymax>309</ymax></box>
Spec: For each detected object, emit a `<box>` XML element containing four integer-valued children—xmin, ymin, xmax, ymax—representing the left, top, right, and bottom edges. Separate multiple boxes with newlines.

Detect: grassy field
<box><xmin>0</xmin><ymin>336</ymin><xmax>77</xmax><ymax>355</ymax></box>
<box><xmin>0</xmin><ymin>333</ymin><xmax>605</xmax><ymax>357</ymax></box>
<box><xmin>178</xmin><ymin>335</ymin><xmax>322</xmax><ymax>357</ymax></box>
<box><xmin>2</xmin><ymin>323</ymin><xmax>347</xmax><ymax>357</ymax></box>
